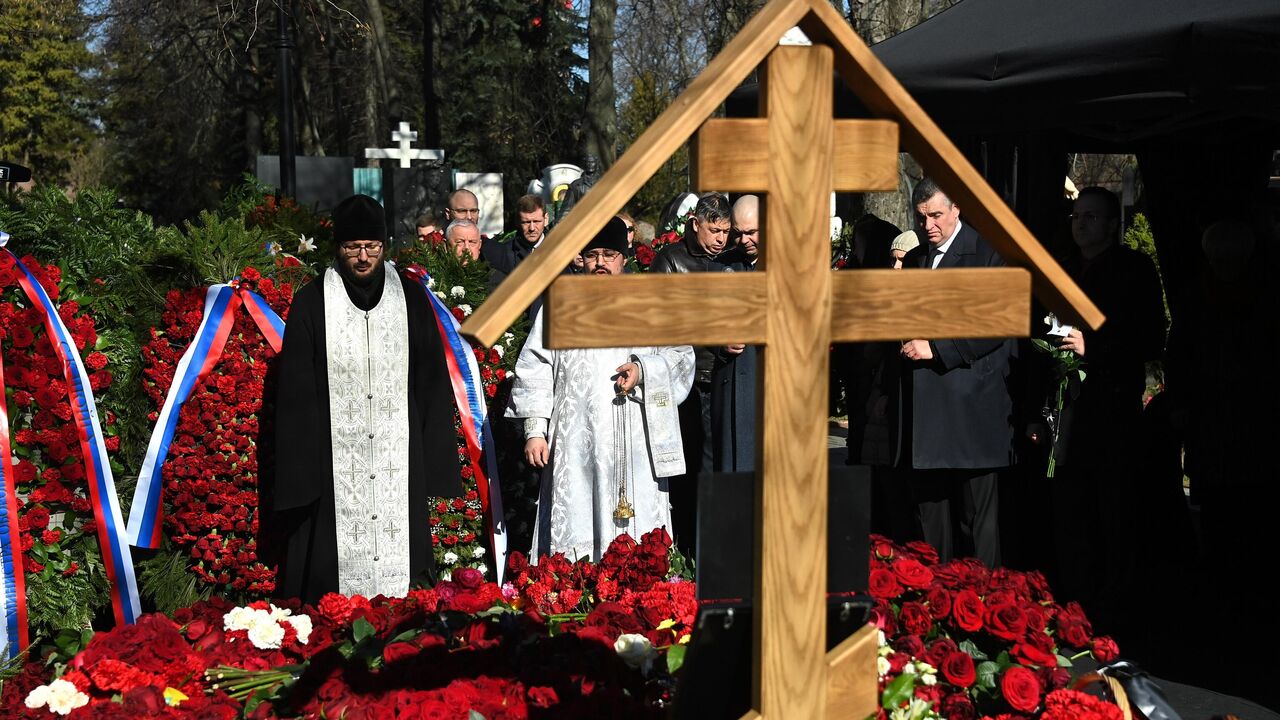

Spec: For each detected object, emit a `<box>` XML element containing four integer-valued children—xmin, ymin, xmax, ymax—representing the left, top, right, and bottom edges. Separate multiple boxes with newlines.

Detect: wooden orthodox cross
<box><xmin>463</xmin><ymin>0</ymin><xmax>1103</xmax><ymax>717</ymax></box>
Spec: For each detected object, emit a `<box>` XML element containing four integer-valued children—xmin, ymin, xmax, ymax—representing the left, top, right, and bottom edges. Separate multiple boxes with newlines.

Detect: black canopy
<box><xmin>868</xmin><ymin>0</ymin><xmax>1280</xmax><ymax>145</ymax></box>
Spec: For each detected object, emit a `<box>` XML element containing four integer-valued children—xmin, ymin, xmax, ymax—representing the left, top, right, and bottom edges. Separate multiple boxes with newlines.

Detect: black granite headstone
<box><xmin>386</xmin><ymin>165</ymin><xmax>450</xmax><ymax>248</ymax></box>
<box><xmin>255</xmin><ymin>156</ymin><xmax>354</xmax><ymax>212</ymax></box>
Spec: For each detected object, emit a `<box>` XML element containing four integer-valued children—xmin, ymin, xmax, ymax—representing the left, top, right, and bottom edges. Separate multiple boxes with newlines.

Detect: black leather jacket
<box><xmin>651</xmin><ymin>239</ymin><xmax>732</xmax><ymax>383</ymax></box>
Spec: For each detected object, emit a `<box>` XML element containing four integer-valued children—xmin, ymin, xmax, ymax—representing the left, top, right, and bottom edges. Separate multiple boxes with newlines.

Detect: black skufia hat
<box><xmin>583</xmin><ymin>217</ymin><xmax>629</xmax><ymax>254</ymax></box>
<box><xmin>332</xmin><ymin>195</ymin><xmax>387</xmax><ymax>245</ymax></box>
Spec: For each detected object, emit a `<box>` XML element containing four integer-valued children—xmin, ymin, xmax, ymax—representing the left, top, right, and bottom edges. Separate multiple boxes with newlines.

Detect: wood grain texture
<box><xmin>757</xmin><ymin>45</ymin><xmax>833</xmax><ymax>720</ymax></box>
<box><xmin>693</xmin><ymin>119</ymin><xmax>898</xmax><ymax>192</ymax></box>
<box><xmin>542</xmin><ymin>273</ymin><xmax>767</xmax><ymax>349</ymax></box>
<box><xmin>796</xmin><ymin>0</ymin><xmax>1104</xmax><ymax>331</ymax></box>
<box><xmin>460</xmin><ymin>0</ymin><xmax>811</xmax><ymax>348</ymax></box>
<box><xmin>825</xmin><ymin>624</ymin><xmax>879</xmax><ymax>720</ymax></box>
<box><xmin>829</xmin><ymin>268</ymin><xmax>1030</xmax><ymax>342</ymax></box>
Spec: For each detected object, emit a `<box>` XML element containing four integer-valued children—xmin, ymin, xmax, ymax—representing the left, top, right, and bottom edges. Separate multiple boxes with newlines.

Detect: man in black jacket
<box><xmin>651</xmin><ymin>192</ymin><xmax>734</xmax><ymax>558</ymax></box>
<box><xmin>899</xmin><ymin>178</ymin><xmax>1015</xmax><ymax>567</ymax></box>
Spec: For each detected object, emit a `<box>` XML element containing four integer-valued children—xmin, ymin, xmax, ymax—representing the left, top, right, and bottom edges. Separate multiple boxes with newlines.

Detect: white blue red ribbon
<box><xmin>405</xmin><ymin>267</ymin><xmax>507</xmax><ymax>584</ymax></box>
<box><xmin>0</xmin><ymin>327</ymin><xmax>29</xmax><ymax>658</ymax></box>
<box><xmin>2</xmin><ymin>242</ymin><xmax>142</xmax><ymax>628</ymax></box>
<box><xmin>127</xmin><ymin>281</ymin><xmax>283</xmax><ymax>549</ymax></box>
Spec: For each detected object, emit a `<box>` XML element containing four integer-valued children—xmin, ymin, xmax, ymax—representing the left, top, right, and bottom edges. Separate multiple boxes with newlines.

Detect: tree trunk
<box><xmin>421</xmin><ymin>0</ymin><xmax>440</xmax><ymax>148</ymax></box>
<box><xmin>364</xmin><ymin>0</ymin><xmax>400</xmax><ymax>131</ymax></box>
<box><xmin>585</xmin><ymin>0</ymin><xmax>618</xmax><ymax>168</ymax></box>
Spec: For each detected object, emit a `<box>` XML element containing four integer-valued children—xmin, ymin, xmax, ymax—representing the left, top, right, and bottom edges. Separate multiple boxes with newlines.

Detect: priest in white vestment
<box><xmin>506</xmin><ymin>217</ymin><xmax>695</xmax><ymax>562</ymax></box>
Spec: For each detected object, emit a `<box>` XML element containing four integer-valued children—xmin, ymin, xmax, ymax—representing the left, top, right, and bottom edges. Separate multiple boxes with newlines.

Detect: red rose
<box><xmin>941</xmin><ymin>693</ymin><xmax>976</xmax><ymax>720</ymax></box>
<box><xmin>951</xmin><ymin>589</ymin><xmax>984</xmax><ymax>632</ymax></box>
<box><xmin>382</xmin><ymin>642</ymin><xmax>420</xmax><ymax>664</ymax></box>
<box><xmin>1091</xmin><ymin>636</ymin><xmax>1120</xmax><ymax>663</ymax></box>
<box><xmin>894</xmin><ymin>634</ymin><xmax>924</xmax><ymax>659</ymax></box>
<box><xmin>892</xmin><ymin>558</ymin><xmax>934</xmax><ymax>589</ymax></box>
<box><xmin>868</xmin><ymin>568</ymin><xmax>903</xmax><ymax>600</ymax></box>
<box><xmin>872</xmin><ymin>538</ymin><xmax>895</xmax><ymax>559</ymax></box>
<box><xmin>941</xmin><ymin>650</ymin><xmax>976</xmax><ymax>688</ymax></box>
<box><xmin>1011</xmin><ymin>641</ymin><xmax>1056</xmax><ymax>668</ymax></box>
<box><xmin>984</xmin><ymin>603</ymin><xmax>1027</xmax><ymax>642</ymax></box>
<box><xmin>921</xmin><ymin>637</ymin><xmax>957</xmax><ymax>669</ymax></box>
<box><xmin>527</xmin><ymin>685</ymin><xmax>559</xmax><ymax>709</ymax></box>
<box><xmin>925</xmin><ymin>586</ymin><xmax>952</xmax><ymax>619</ymax></box>
<box><xmin>1000</xmin><ymin>666</ymin><xmax>1043</xmax><ymax>713</ymax></box>
<box><xmin>898</xmin><ymin>601</ymin><xmax>932</xmax><ymax>636</ymax></box>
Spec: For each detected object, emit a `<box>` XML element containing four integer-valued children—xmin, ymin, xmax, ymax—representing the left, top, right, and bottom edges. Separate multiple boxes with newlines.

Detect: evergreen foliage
<box><xmin>435</xmin><ymin>0</ymin><xmax>588</xmax><ymax>217</ymax></box>
<box><xmin>617</xmin><ymin>72</ymin><xmax>689</xmax><ymax>224</ymax></box>
<box><xmin>0</xmin><ymin>0</ymin><xmax>97</xmax><ymax>185</ymax></box>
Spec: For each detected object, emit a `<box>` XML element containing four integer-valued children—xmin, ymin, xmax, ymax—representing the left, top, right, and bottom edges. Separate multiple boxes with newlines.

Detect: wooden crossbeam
<box><xmin>692</xmin><ymin>119</ymin><xmax>899</xmax><ymax>192</ymax></box>
<box><xmin>543</xmin><ymin>274</ymin><xmax>768</xmax><ymax>349</ymax></box>
<box><xmin>540</xmin><ymin>268</ymin><xmax>1026</xmax><ymax>348</ymax></box>
<box><xmin>826</xmin><ymin>625</ymin><xmax>879</xmax><ymax>720</ymax></box>
<box><xmin>829</xmin><ymin>268</ymin><xmax>1030</xmax><ymax>342</ymax></box>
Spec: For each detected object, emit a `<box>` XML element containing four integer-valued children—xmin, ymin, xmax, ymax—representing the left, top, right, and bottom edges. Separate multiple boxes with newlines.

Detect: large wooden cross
<box><xmin>463</xmin><ymin>1</ymin><xmax>1103</xmax><ymax>717</ymax></box>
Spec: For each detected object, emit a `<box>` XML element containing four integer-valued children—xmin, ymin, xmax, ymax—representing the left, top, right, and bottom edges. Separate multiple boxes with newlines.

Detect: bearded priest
<box><xmin>506</xmin><ymin>217</ymin><xmax>695</xmax><ymax>562</ymax></box>
<box><xmin>268</xmin><ymin>194</ymin><xmax>461</xmax><ymax>603</ymax></box>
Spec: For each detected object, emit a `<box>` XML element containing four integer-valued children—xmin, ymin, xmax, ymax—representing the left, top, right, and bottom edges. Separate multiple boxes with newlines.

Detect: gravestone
<box><xmin>255</xmin><ymin>156</ymin><xmax>354</xmax><ymax>211</ymax></box>
<box><xmin>386</xmin><ymin>166</ymin><xmax>451</xmax><ymax>248</ymax></box>
<box><xmin>455</xmin><ymin>172</ymin><xmax>504</xmax><ymax>237</ymax></box>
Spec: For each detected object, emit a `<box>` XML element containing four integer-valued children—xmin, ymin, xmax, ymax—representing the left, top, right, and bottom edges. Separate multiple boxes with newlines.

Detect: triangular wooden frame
<box><xmin>463</xmin><ymin>0</ymin><xmax>1103</xmax><ymax>347</ymax></box>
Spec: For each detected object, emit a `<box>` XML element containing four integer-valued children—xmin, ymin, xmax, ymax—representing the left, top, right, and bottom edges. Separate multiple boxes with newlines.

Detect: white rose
<box><xmin>877</xmin><ymin>656</ymin><xmax>892</xmax><ymax>677</ymax></box>
<box><xmin>247</xmin><ymin>618</ymin><xmax>286</xmax><ymax>649</ymax></box>
<box><xmin>458</xmin><ymin>304</ymin><xmax>473</xmax><ymax>316</ymax></box>
<box><xmin>443</xmin><ymin>551</ymin><xmax>459</xmax><ymax>564</ymax></box>
<box><xmin>472</xmin><ymin>546</ymin><xmax>486</xmax><ymax>557</ymax></box>
<box><xmin>450</xmin><ymin>286</ymin><xmax>466</xmax><ymax>299</ymax></box>
<box><xmin>614</xmin><ymin>633</ymin><xmax>657</xmax><ymax>673</ymax></box>
<box><xmin>285</xmin><ymin>614</ymin><xmax>313</xmax><ymax>645</ymax></box>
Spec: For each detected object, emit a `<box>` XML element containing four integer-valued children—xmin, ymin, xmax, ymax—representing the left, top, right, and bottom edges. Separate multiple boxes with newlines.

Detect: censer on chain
<box><xmin>612</xmin><ymin>388</ymin><xmax>635</xmax><ymax>521</ymax></box>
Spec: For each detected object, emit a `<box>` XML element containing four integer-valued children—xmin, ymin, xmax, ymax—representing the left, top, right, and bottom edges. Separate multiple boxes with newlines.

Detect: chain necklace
<box><xmin>612</xmin><ymin>388</ymin><xmax>635</xmax><ymax>522</ymax></box>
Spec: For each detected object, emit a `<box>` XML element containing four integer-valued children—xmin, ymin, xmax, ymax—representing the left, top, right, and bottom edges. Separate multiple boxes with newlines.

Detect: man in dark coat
<box><xmin>482</xmin><ymin>194</ymin><xmax>546</xmax><ymax>291</ymax></box>
<box><xmin>711</xmin><ymin>195</ymin><xmax>760</xmax><ymax>472</ymax></box>
<box><xmin>1041</xmin><ymin>186</ymin><xmax>1165</xmax><ymax>620</ymax></box>
<box><xmin>270</xmin><ymin>194</ymin><xmax>461</xmax><ymax>603</ymax></box>
<box><xmin>650</xmin><ymin>192</ymin><xmax>734</xmax><ymax>557</ymax></box>
<box><xmin>899</xmin><ymin>178</ymin><xmax>1015</xmax><ymax>567</ymax></box>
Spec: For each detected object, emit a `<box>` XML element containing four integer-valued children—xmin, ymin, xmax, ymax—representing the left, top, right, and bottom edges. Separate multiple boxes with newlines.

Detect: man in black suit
<box><xmin>898</xmin><ymin>178</ymin><xmax>1015</xmax><ymax>567</ymax></box>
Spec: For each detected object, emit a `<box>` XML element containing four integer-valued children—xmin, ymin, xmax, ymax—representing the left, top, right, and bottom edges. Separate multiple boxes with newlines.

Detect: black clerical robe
<box><xmin>268</xmin><ymin>267</ymin><xmax>461</xmax><ymax>603</ymax></box>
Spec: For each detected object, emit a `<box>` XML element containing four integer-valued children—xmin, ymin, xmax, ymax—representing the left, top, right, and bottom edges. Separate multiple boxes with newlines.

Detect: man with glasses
<box><xmin>271</xmin><ymin>194</ymin><xmax>461</xmax><ymax>603</ymax></box>
<box><xmin>1036</xmin><ymin>185</ymin><xmax>1164</xmax><ymax>621</ymax></box>
<box><xmin>444</xmin><ymin>189</ymin><xmax>481</xmax><ymax>224</ymax></box>
<box><xmin>506</xmin><ymin>217</ymin><xmax>695</xmax><ymax>561</ymax></box>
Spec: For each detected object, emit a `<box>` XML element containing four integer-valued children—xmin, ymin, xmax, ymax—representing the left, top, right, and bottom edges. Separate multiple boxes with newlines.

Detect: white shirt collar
<box><xmin>935</xmin><ymin>220</ymin><xmax>962</xmax><ymax>256</ymax></box>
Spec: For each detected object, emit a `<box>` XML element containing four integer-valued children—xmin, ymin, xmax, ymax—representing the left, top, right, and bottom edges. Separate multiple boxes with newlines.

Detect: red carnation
<box><xmin>317</xmin><ymin>593</ymin><xmax>354</xmax><ymax>625</ymax></box>
<box><xmin>25</xmin><ymin>505</ymin><xmax>50</xmax><ymax>530</ymax></box>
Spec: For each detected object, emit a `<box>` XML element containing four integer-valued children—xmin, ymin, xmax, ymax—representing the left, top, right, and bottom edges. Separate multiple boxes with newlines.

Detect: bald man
<box><xmin>711</xmin><ymin>195</ymin><xmax>761</xmax><ymax>474</ymax></box>
<box><xmin>445</xmin><ymin>189</ymin><xmax>480</xmax><ymax>224</ymax></box>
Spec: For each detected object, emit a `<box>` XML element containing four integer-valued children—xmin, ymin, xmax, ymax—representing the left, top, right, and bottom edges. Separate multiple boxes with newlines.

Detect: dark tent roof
<box><xmin>866</xmin><ymin>0</ymin><xmax>1280</xmax><ymax>145</ymax></box>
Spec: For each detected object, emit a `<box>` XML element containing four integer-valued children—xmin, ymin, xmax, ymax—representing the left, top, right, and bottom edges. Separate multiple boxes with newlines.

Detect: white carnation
<box><xmin>248</xmin><ymin>617</ymin><xmax>286</xmax><ymax>649</ymax></box>
<box><xmin>472</xmin><ymin>546</ymin><xmax>486</xmax><ymax>558</ymax></box>
<box><xmin>920</xmin><ymin>672</ymin><xmax>937</xmax><ymax>686</ymax></box>
<box><xmin>223</xmin><ymin>606</ymin><xmax>258</xmax><ymax>632</ymax></box>
<box><xmin>614</xmin><ymin>633</ymin><xmax>657</xmax><ymax>673</ymax></box>
<box><xmin>457</xmin><ymin>304</ymin><xmax>473</xmax><ymax>316</ymax></box>
<box><xmin>26</xmin><ymin>679</ymin><xmax>89</xmax><ymax>715</ymax></box>
<box><xmin>433</xmin><ymin>291</ymin><xmax>447</xmax><ymax>301</ymax></box>
<box><xmin>440</xmin><ymin>570</ymin><xmax>452</xmax><ymax>582</ymax></box>
<box><xmin>285</xmin><ymin>614</ymin><xmax>313</xmax><ymax>645</ymax></box>
<box><xmin>877</xmin><ymin>656</ymin><xmax>892</xmax><ymax>677</ymax></box>
<box><xmin>427</xmin><ymin>276</ymin><xmax>437</xmax><ymax>289</ymax></box>
<box><xmin>269</xmin><ymin>603</ymin><xmax>292</xmax><ymax>622</ymax></box>
<box><xmin>450</xmin><ymin>285</ymin><xmax>466</xmax><ymax>299</ymax></box>
<box><xmin>443</xmin><ymin>551</ymin><xmax>459</xmax><ymax>564</ymax></box>
<box><xmin>493</xmin><ymin>345</ymin><xmax>504</xmax><ymax>359</ymax></box>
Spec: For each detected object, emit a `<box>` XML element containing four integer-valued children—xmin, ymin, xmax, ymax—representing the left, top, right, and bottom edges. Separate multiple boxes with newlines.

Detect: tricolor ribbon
<box><xmin>405</xmin><ymin>267</ymin><xmax>508</xmax><ymax>583</ymax></box>
<box><xmin>127</xmin><ymin>280</ymin><xmax>283</xmax><ymax>549</ymax></box>
<box><xmin>1</xmin><ymin>237</ymin><xmax>141</xmax><ymax>632</ymax></box>
<box><xmin>0</xmin><ymin>293</ymin><xmax>29</xmax><ymax>658</ymax></box>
